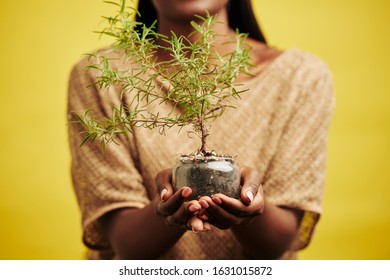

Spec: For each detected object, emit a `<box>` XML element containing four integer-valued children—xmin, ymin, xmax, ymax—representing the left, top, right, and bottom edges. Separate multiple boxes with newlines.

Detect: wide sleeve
<box><xmin>262</xmin><ymin>55</ymin><xmax>335</xmax><ymax>251</ymax></box>
<box><xmin>67</xmin><ymin>56</ymin><xmax>150</xmax><ymax>250</ymax></box>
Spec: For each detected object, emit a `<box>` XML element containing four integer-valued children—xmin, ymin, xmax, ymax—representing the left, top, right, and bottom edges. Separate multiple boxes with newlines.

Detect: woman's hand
<box><xmin>154</xmin><ymin>169</ymin><xmax>211</xmax><ymax>232</ymax></box>
<box><xmin>196</xmin><ymin>166</ymin><xmax>264</xmax><ymax>230</ymax></box>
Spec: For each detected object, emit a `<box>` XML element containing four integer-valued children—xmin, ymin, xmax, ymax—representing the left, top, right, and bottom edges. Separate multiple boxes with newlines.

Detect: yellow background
<box><xmin>0</xmin><ymin>0</ymin><xmax>389</xmax><ymax>259</ymax></box>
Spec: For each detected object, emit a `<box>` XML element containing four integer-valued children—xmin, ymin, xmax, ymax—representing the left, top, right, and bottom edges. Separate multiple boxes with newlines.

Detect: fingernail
<box><xmin>182</xmin><ymin>187</ymin><xmax>192</xmax><ymax>198</ymax></box>
<box><xmin>199</xmin><ymin>214</ymin><xmax>208</xmax><ymax>220</ymax></box>
<box><xmin>212</xmin><ymin>196</ymin><xmax>222</xmax><ymax>205</ymax></box>
<box><xmin>160</xmin><ymin>189</ymin><xmax>168</xmax><ymax>201</ymax></box>
<box><xmin>204</xmin><ymin>223</ymin><xmax>211</xmax><ymax>231</ymax></box>
<box><xmin>189</xmin><ymin>204</ymin><xmax>200</xmax><ymax>212</ymax></box>
<box><xmin>199</xmin><ymin>200</ymin><xmax>209</xmax><ymax>208</ymax></box>
<box><xmin>246</xmin><ymin>191</ymin><xmax>254</xmax><ymax>203</ymax></box>
<box><xmin>192</xmin><ymin>228</ymin><xmax>200</xmax><ymax>234</ymax></box>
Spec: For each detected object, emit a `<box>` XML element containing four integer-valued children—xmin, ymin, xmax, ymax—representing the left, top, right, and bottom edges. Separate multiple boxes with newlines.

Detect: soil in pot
<box><xmin>172</xmin><ymin>154</ymin><xmax>241</xmax><ymax>200</ymax></box>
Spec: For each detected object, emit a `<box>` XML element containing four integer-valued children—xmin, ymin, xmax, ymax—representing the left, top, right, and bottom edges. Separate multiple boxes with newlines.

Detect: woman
<box><xmin>68</xmin><ymin>0</ymin><xmax>334</xmax><ymax>259</ymax></box>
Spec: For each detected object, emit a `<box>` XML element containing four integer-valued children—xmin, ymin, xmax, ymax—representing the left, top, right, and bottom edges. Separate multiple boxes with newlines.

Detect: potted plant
<box><xmin>73</xmin><ymin>0</ymin><xmax>252</xmax><ymax>200</ymax></box>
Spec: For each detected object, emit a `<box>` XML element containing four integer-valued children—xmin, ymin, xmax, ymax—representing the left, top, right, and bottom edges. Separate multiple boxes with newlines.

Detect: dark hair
<box><xmin>135</xmin><ymin>0</ymin><xmax>267</xmax><ymax>43</ymax></box>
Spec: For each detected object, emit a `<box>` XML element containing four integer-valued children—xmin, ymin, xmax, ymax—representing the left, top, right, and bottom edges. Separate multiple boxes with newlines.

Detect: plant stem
<box><xmin>199</xmin><ymin>90</ymin><xmax>209</xmax><ymax>153</ymax></box>
<box><xmin>200</xmin><ymin>121</ymin><xmax>209</xmax><ymax>153</ymax></box>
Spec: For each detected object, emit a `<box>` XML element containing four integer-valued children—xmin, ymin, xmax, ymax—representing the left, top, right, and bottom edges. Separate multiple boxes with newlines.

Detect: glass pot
<box><xmin>172</xmin><ymin>155</ymin><xmax>241</xmax><ymax>200</ymax></box>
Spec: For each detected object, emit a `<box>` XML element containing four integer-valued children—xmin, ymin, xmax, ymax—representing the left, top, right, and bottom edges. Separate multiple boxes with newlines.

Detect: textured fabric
<box><xmin>67</xmin><ymin>48</ymin><xmax>334</xmax><ymax>259</ymax></box>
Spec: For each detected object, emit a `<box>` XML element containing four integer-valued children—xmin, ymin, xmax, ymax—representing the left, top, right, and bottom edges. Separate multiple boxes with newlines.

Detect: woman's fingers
<box><xmin>156</xmin><ymin>187</ymin><xmax>193</xmax><ymax>216</ymax></box>
<box><xmin>155</xmin><ymin>169</ymin><xmax>196</xmax><ymax>216</ymax></box>
<box><xmin>155</xmin><ymin>169</ymin><xmax>174</xmax><ymax>201</ymax></box>
<box><xmin>189</xmin><ymin>216</ymin><xmax>203</xmax><ymax>233</ymax></box>
<box><xmin>155</xmin><ymin>169</ymin><xmax>214</xmax><ymax>232</ymax></box>
<box><xmin>197</xmin><ymin>192</ymin><xmax>264</xmax><ymax>229</ymax></box>
<box><xmin>212</xmin><ymin>193</ymin><xmax>264</xmax><ymax>217</ymax></box>
<box><xmin>186</xmin><ymin>216</ymin><xmax>211</xmax><ymax>233</ymax></box>
<box><xmin>197</xmin><ymin>196</ymin><xmax>240</xmax><ymax>228</ymax></box>
<box><xmin>165</xmin><ymin>200</ymin><xmax>201</xmax><ymax>226</ymax></box>
<box><xmin>240</xmin><ymin>166</ymin><xmax>262</xmax><ymax>205</ymax></box>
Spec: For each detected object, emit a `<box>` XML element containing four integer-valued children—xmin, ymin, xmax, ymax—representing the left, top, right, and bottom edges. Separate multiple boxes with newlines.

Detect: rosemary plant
<box><xmin>73</xmin><ymin>0</ymin><xmax>252</xmax><ymax>154</ymax></box>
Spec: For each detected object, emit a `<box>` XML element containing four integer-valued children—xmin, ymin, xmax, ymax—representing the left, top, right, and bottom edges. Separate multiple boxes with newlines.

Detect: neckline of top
<box><xmin>238</xmin><ymin>48</ymin><xmax>302</xmax><ymax>84</ymax></box>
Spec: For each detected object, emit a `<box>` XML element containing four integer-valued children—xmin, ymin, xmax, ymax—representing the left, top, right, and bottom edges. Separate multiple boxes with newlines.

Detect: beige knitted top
<box><xmin>67</xmin><ymin>48</ymin><xmax>334</xmax><ymax>259</ymax></box>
